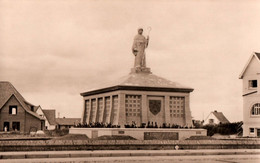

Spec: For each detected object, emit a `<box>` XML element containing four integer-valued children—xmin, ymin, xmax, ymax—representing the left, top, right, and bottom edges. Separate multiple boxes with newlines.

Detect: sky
<box><xmin>1</xmin><ymin>0</ymin><xmax>260</xmax><ymax>122</ymax></box>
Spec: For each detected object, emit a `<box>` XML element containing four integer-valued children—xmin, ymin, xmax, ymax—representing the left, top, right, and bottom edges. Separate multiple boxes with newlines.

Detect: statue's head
<box><xmin>138</xmin><ymin>28</ymin><xmax>143</xmax><ymax>35</ymax></box>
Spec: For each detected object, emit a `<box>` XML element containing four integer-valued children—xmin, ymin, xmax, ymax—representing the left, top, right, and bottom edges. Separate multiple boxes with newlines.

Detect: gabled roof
<box><xmin>239</xmin><ymin>52</ymin><xmax>260</xmax><ymax>79</ymax></box>
<box><xmin>81</xmin><ymin>70</ymin><xmax>194</xmax><ymax>96</ymax></box>
<box><xmin>212</xmin><ymin>111</ymin><xmax>230</xmax><ymax>124</ymax></box>
<box><xmin>56</xmin><ymin>118</ymin><xmax>81</xmax><ymax>125</ymax></box>
<box><xmin>0</xmin><ymin>81</ymin><xmax>25</xmax><ymax>108</ymax></box>
<box><xmin>24</xmin><ymin>100</ymin><xmax>37</xmax><ymax>112</ymax></box>
<box><xmin>42</xmin><ymin>109</ymin><xmax>57</xmax><ymax>125</ymax></box>
<box><xmin>0</xmin><ymin>81</ymin><xmax>44</xmax><ymax>120</ymax></box>
<box><xmin>35</xmin><ymin>105</ymin><xmax>41</xmax><ymax>112</ymax></box>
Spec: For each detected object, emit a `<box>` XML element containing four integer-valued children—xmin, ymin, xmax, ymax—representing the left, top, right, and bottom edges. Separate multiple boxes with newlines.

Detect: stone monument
<box><xmin>80</xmin><ymin>29</ymin><xmax>194</xmax><ymax>127</ymax></box>
<box><xmin>131</xmin><ymin>28</ymin><xmax>151</xmax><ymax>73</ymax></box>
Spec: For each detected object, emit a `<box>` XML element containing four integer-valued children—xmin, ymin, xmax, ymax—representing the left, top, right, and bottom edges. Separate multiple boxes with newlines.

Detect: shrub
<box><xmin>203</xmin><ymin>121</ymin><xmax>243</xmax><ymax>136</ymax></box>
<box><xmin>44</xmin><ymin>128</ymin><xmax>69</xmax><ymax>137</ymax></box>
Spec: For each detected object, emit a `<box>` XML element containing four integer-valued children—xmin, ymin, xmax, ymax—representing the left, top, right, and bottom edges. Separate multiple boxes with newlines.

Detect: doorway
<box><xmin>12</xmin><ymin>122</ymin><xmax>20</xmax><ymax>131</ymax></box>
<box><xmin>3</xmin><ymin>122</ymin><xmax>10</xmax><ymax>131</ymax></box>
<box><xmin>41</xmin><ymin>121</ymin><xmax>44</xmax><ymax>130</ymax></box>
<box><xmin>257</xmin><ymin>129</ymin><xmax>260</xmax><ymax>137</ymax></box>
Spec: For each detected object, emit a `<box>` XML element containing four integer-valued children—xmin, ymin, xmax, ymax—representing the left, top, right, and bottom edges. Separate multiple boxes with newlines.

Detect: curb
<box><xmin>1</xmin><ymin>150</ymin><xmax>260</xmax><ymax>160</ymax></box>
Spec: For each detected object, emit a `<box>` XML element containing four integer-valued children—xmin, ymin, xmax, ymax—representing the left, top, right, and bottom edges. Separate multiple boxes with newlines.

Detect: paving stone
<box><xmin>110</xmin><ymin>152</ymin><xmax>130</xmax><ymax>157</ymax></box>
<box><xmin>90</xmin><ymin>153</ymin><xmax>111</xmax><ymax>157</ymax></box>
<box><xmin>2</xmin><ymin>154</ymin><xmax>25</xmax><ymax>159</ymax></box>
<box><xmin>48</xmin><ymin>154</ymin><xmax>70</xmax><ymax>158</ymax></box>
<box><xmin>70</xmin><ymin>153</ymin><xmax>91</xmax><ymax>158</ymax></box>
<box><xmin>130</xmin><ymin>152</ymin><xmax>151</xmax><ymax>156</ymax></box>
<box><xmin>25</xmin><ymin>154</ymin><xmax>49</xmax><ymax>158</ymax></box>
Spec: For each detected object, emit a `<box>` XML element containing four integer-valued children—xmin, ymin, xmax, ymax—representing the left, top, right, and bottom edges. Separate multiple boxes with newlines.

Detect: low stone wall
<box><xmin>69</xmin><ymin>128</ymin><xmax>207</xmax><ymax>140</ymax></box>
<box><xmin>0</xmin><ymin>139</ymin><xmax>259</xmax><ymax>151</ymax></box>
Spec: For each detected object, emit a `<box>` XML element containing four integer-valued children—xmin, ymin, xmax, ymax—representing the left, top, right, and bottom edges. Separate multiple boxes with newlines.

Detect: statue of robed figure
<box><xmin>132</xmin><ymin>28</ymin><xmax>150</xmax><ymax>68</ymax></box>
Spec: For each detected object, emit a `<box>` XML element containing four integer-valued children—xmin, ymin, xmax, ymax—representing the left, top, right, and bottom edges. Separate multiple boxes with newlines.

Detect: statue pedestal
<box><xmin>131</xmin><ymin>67</ymin><xmax>151</xmax><ymax>74</ymax></box>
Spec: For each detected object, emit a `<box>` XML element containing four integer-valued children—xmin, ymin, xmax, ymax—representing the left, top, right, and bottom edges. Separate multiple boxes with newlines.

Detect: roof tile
<box><xmin>82</xmin><ymin>71</ymin><xmax>193</xmax><ymax>95</ymax></box>
<box><xmin>42</xmin><ymin>109</ymin><xmax>57</xmax><ymax>125</ymax></box>
<box><xmin>212</xmin><ymin>111</ymin><xmax>230</xmax><ymax>124</ymax></box>
<box><xmin>0</xmin><ymin>81</ymin><xmax>44</xmax><ymax>120</ymax></box>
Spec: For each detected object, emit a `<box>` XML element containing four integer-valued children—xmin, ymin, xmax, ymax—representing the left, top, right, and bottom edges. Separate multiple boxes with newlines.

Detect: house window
<box><xmin>209</xmin><ymin>119</ymin><xmax>214</xmax><ymax>124</ymax></box>
<box><xmin>9</xmin><ymin>106</ymin><xmax>17</xmax><ymax>115</ymax></box>
<box><xmin>169</xmin><ymin>96</ymin><xmax>185</xmax><ymax>118</ymax></box>
<box><xmin>3</xmin><ymin>122</ymin><xmax>10</xmax><ymax>131</ymax></box>
<box><xmin>249</xmin><ymin>80</ymin><xmax>257</xmax><ymax>88</ymax></box>
<box><xmin>251</xmin><ymin>103</ymin><xmax>260</xmax><ymax>115</ymax></box>
<box><xmin>250</xmin><ymin>128</ymin><xmax>254</xmax><ymax>134</ymax></box>
<box><xmin>125</xmin><ymin>95</ymin><xmax>141</xmax><ymax>117</ymax></box>
<box><xmin>12</xmin><ymin>122</ymin><xmax>20</xmax><ymax>131</ymax></box>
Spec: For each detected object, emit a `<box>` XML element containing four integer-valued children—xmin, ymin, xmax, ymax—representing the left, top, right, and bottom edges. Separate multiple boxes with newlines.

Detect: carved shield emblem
<box><xmin>149</xmin><ymin>100</ymin><xmax>161</xmax><ymax>115</ymax></box>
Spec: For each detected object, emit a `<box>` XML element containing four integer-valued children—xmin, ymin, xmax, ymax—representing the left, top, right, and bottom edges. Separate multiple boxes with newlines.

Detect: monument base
<box><xmin>69</xmin><ymin>128</ymin><xmax>207</xmax><ymax>140</ymax></box>
<box><xmin>131</xmin><ymin>67</ymin><xmax>151</xmax><ymax>74</ymax></box>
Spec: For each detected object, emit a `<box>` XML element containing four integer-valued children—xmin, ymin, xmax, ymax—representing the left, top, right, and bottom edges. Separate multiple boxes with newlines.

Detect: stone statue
<box><xmin>132</xmin><ymin>28</ymin><xmax>149</xmax><ymax>68</ymax></box>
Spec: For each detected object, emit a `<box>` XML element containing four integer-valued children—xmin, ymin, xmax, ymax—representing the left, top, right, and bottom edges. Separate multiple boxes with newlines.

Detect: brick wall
<box><xmin>0</xmin><ymin>95</ymin><xmax>42</xmax><ymax>133</ymax></box>
<box><xmin>0</xmin><ymin>139</ymin><xmax>259</xmax><ymax>151</ymax></box>
<box><xmin>0</xmin><ymin>96</ymin><xmax>26</xmax><ymax>132</ymax></box>
<box><xmin>25</xmin><ymin>112</ymin><xmax>43</xmax><ymax>133</ymax></box>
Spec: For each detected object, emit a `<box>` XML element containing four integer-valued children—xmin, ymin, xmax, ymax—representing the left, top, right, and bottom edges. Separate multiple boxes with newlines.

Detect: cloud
<box><xmin>1</xmin><ymin>0</ymin><xmax>260</xmax><ymax>121</ymax></box>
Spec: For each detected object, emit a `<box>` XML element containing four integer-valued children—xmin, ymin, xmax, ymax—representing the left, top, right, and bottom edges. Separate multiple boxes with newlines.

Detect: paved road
<box><xmin>1</xmin><ymin>154</ymin><xmax>259</xmax><ymax>163</ymax></box>
<box><xmin>0</xmin><ymin>149</ymin><xmax>259</xmax><ymax>163</ymax></box>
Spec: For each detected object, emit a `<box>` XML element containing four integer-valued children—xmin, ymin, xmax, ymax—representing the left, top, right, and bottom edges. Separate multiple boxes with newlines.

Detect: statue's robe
<box><xmin>132</xmin><ymin>34</ymin><xmax>148</xmax><ymax>68</ymax></box>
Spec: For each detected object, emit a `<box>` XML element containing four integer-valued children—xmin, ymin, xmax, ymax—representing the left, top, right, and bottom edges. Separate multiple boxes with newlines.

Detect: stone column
<box><xmin>118</xmin><ymin>93</ymin><xmax>126</xmax><ymax>127</ymax></box>
<box><xmin>109</xmin><ymin>95</ymin><xmax>113</xmax><ymax>124</ymax></box>
<box><xmin>165</xmin><ymin>95</ymin><xmax>170</xmax><ymax>124</ymax></box>
<box><xmin>184</xmin><ymin>95</ymin><xmax>192</xmax><ymax>127</ymax></box>
<box><xmin>90</xmin><ymin>99</ymin><xmax>94</xmax><ymax>122</ymax></box>
<box><xmin>112</xmin><ymin>95</ymin><xmax>120</xmax><ymax>125</ymax></box>
<box><xmin>82</xmin><ymin>99</ymin><xmax>86</xmax><ymax>124</ymax></box>
<box><xmin>99</xmin><ymin>97</ymin><xmax>105</xmax><ymax>123</ymax></box>
<box><xmin>103</xmin><ymin>97</ymin><xmax>108</xmax><ymax>123</ymax></box>
<box><xmin>141</xmin><ymin>94</ymin><xmax>148</xmax><ymax>124</ymax></box>
<box><xmin>93</xmin><ymin>98</ymin><xmax>98</xmax><ymax>123</ymax></box>
<box><xmin>95</xmin><ymin>98</ymin><xmax>99</xmax><ymax>122</ymax></box>
<box><xmin>86</xmin><ymin>99</ymin><xmax>91</xmax><ymax>124</ymax></box>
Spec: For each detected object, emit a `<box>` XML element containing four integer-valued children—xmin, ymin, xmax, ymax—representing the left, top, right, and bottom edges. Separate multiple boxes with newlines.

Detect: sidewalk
<box><xmin>1</xmin><ymin>149</ymin><xmax>260</xmax><ymax>160</ymax></box>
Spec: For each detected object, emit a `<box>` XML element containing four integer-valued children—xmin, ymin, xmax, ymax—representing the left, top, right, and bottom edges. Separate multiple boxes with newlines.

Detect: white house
<box><xmin>35</xmin><ymin>105</ymin><xmax>45</xmax><ymax>118</ymax></box>
<box><xmin>35</xmin><ymin>106</ymin><xmax>56</xmax><ymax>130</ymax></box>
<box><xmin>239</xmin><ymin>52</ymin><xmax>260</xmax><ymax>137</ymax></box>
<box><xmin>42</xmin><ymin>109</ymin><xmax>56</xmax><ymax>130</ymax></box>
<box><xmin>203</xmin><ymin>110</ymin><xmax>230</xmax><ymax>125</ymax></box>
